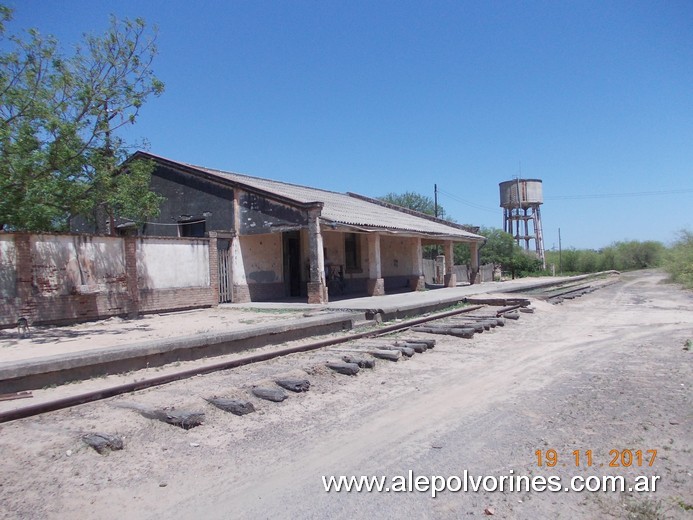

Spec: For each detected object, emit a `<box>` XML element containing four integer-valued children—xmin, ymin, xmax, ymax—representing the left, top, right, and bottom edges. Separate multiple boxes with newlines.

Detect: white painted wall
<box><xmin>0</xmin><ymin>235</ymin><xmax>17</xmax><ymax>298</ymax></box>
<box><xmin>240</xmin><ymin>234</ymin><xmax>282</xmax><ymax>284</ymax></box>
<box><xmin>322</xmin><ymin>230</ymin><xmax>344</xmax><ymax>267</ymax></box>
<box><xmin>380</xmin><ymin>235</ymin><xmax>416</xmax><ymax>276</ymax></box>
<box><xmin>137</xmin><ymin>238</ymin><xmax>210</xmax><ymax>289</ymax></box>
<box><xmin>31</xmin><ymin>235</ymin><xmax>126</xmax><ymax>296</ymax></box>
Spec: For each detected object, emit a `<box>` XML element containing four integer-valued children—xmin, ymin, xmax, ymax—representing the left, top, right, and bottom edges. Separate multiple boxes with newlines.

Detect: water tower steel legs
<box><xmin>533</xmin><ymin>205</ymin><xmax>546</xmax><ymax>269</ymax></box>
<box><xmin>501</xmin><ymin>204</ymin><xmax>546</xmax><ymax>269</ymax></box>
<box><xmin>499</xmin><ymin>178</ymin><xmax>545</xmax><ymax>269</ymax></box>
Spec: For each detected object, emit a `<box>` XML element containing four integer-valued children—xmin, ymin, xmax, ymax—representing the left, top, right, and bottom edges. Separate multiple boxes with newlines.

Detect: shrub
<box><xmin>663</xmin><ymin>230</ymin><xmax>693</xmax><ymax>289</ymax></box>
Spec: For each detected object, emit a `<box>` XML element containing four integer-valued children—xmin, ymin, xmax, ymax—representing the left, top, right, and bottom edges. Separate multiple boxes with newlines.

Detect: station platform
<box><xmin>0</xmin><ymin>275</ymin><xmax>582</xmax><ymax>393</ymax></box>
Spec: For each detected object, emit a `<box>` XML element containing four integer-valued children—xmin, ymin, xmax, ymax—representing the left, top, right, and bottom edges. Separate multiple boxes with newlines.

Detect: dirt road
<box><xmin>1</xmin><ymin>270</ymin><xmax>691</xmax><ymax>519</ymax></box>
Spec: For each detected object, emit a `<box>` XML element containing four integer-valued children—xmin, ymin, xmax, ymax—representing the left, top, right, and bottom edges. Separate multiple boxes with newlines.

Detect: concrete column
<box><xmin>230</xmin><ymin>235</ymin><xmax>250</xmax><ymax>302</ymax></box>
<box><xmin>469</xmin><ymin>241</ymin><xmax>480</xmax><ymax>285</ymax></box>
<box><xmin>230</xmin><ymin>190</ymin><xmax>251</xmax><ymax>302</ymax></box>
<box><xmin>366</xmin><ymin>233</ymin><xmax>385</xmax><ymax>296</ymax></box>
<box><xmin>443</xmin><ymin>240</ymin><xmax>457</xmax><ymax>287</ymax></box>
<box><xmin>409</xmin><ymin>236</ymin><xmax>425</xmax><ymax>291</ymax></box>
<box><xmin>307</xmin><ymin>209</ymin><xmax>327</xmax><ymax>304</ymax></box>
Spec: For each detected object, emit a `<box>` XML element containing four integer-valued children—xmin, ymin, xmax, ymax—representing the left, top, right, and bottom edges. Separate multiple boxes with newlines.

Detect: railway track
<box><xmin>0</xmin><ymin>274</ymin><xmax>618</xmax><ymax>428</ymax></box>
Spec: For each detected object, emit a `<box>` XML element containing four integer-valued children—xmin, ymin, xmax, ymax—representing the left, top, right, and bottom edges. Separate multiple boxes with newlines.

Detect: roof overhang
<box><xmin>320</xmin><ymin>220</ymin><xmax>485</xmax><ymax>243</ymax></box>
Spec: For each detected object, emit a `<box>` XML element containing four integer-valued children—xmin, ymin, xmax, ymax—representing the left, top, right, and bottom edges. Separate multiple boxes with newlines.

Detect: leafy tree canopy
<box><xmin>0</xmin><ymin>5</ymin><xmax>164</xmax><ymax>232</ymax></box>
<box><xmin>379</xmin><ymin>191</ymin><xmax>448</xmax><ymax>219</ymax></box>
<box><xmin>455</xmin><ymin>226</ymin><xmax>542</xmax><ymax>277</ymax></box>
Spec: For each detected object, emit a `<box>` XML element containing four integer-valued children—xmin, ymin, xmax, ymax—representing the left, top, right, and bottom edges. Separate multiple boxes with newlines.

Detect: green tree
<box><xmin>379</xmin><ymin>191</ymin><xmax>448</xmax><ymax>219</ymax></box>
<box><xmin>598</xmin><ymin>246</ymin><xmax>617</xmax><ymax>271</ymax></box>
<box><xmin>0</xmin><ymin>6</ymin><xmax>164</xmax><ymax>232</ymax></box>
<box><xmin>613</xmin><ymin>240</ymin><xmax>664</xmax><ymax>270</ymax></box>
<box><xmin>379</xmin><ymin>191</ymin><xmax>453</xmax><ymax>259</ymax></box>
<box><xmin>577</xmin><ymin>249</ymin><xmax>600</xmax><ymax>273</ymax></box>
<box><xmin>478</xmin><ymin>227</ymin><xmax>514</xmax><ymax>270</ymax></box>
<box><xmin>508</xmin><ymin>248</ymin><xmax>543</xmax><ymax>277</ymax></box>
<box><xmin>457</xmin><ymin>226</ymin><xmax>542</xmax><ymax>278</ymax></box>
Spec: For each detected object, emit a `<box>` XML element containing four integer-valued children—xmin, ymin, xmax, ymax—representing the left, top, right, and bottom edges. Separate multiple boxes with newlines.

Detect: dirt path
<box><xmin>0</xmin><ymin>270</ymin><xmax>690</xmax><ymax>519</ymax></box>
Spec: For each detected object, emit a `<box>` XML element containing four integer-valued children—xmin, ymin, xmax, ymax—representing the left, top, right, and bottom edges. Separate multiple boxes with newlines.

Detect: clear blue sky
<box><xmin>7</xmin><ymin>0</ymin><xmax>693</xmax><ymax>249</ymax></box>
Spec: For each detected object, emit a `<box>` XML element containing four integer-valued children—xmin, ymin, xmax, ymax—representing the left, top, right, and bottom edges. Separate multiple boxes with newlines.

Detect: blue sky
<box><xmin>6</xmin><ymin>1</ymin><xmax>693</xmax><ymax>249</ymax></box>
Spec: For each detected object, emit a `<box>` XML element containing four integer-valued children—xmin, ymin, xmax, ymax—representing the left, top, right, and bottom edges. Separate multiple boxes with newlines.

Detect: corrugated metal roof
<box><xmin>144</xmin><ymin>152</ymin><xmax>483</xmax><ymax>241</ymax></box>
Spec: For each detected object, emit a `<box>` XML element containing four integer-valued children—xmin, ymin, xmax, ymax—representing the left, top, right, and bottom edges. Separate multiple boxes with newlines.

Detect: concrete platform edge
<box><xmin>0</xmin><ymin>273</ymin><xmax>616</xmax><ymax>393</ymax></box>
<box><xmin>0</xmin><ymin>312</ymin><xmax>357</xmax><ymax>392</ymax></box>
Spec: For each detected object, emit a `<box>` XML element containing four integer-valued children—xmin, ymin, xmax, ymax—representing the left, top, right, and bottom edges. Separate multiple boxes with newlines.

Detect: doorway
<box><xmin>283</xmin><ymin>231</ymin><xmax>301</xmax><ymax>297</ymax></box>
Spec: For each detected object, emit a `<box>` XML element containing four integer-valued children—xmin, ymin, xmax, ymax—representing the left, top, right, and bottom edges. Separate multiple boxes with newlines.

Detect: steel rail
<box><xmin>545</xmin><ymin>284</ymin><xmax>593</xmax><ymax>299</ymax></box>
<box><xmin>0</xmin><ymin>304</ymin><xmax>485</xmax><ymax>424</ymax></box>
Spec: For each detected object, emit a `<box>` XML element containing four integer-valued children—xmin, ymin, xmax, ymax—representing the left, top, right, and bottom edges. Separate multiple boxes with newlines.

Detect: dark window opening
<box><xmin>344</xmin><ymin>233</ymin><xmax>361</xmax><ymax>272</ymax></box>
<box><xmin>115</xmin><ymin>222</ymin><xmax>139</xmax><ymax>237</ymax></box>
<box><xmin>179</xmin><ymin>220</ymin><xmax>206</xmax><ymax>237</ymax></box>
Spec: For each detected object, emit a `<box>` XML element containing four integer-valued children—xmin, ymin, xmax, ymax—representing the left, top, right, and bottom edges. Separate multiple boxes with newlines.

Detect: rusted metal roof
<box><xmin>135</xmin><ymin>152</ymin><xmax>484</xmax><ymax>241</ymax></box>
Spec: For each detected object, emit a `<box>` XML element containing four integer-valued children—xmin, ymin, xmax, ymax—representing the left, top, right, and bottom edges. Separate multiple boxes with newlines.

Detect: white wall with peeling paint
<box><xmin>31</xmin><ymin>235</ymin><xmax>126</xmax><ymax>296</ymax></box>
<box><xmin>0</xmin><ymin>235</ymin><xmax>17</xmax><ymax>298</ymax></box>
<box><xmin>137</xmin><ymin>238</ymin><xmax>210</xmax><ymax>290</ymax></box>
<box><xmin>380</xmin><ymin>235</ymin><xmax>416</xmax><ymax>276</ymax></box>
<box><xmin>239</xmin><ymin>234</ymin><xmax>282</xmax><ymax>284</ymax></box>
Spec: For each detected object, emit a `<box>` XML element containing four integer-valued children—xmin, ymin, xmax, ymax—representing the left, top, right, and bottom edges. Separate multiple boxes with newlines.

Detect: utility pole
<box><xmin>434</xmin><ymin>184</ymin><xmax>440</xmax><ymax>258</ymax></box>
<box><xmin>434</xmin><ymin>184</ymin><xmax>438</xmax><ymax>218</ymax></box>
<box><xmin>558</xmin><ymin>227</ymin><xmax>562</xmax><ymax>275</ymax></box>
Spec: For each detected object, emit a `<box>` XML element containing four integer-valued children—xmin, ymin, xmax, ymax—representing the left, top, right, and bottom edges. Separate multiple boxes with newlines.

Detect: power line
<box><xmin>436</xmin><ymin>188</ymin><xmax>498</xmax><ymax>214</ymax></box>
<box><xmin>437</xmin><ymin>185</ymin><xmax>693</xmax><ymax>208</ymax></box>
<box><xmin>546</xmin><ymin>188</ymin><xmax>693</xmax><ymax>200</ymax></box>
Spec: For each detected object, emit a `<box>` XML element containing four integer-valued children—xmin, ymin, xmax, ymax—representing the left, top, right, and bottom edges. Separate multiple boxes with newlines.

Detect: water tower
<box><xmin>499</xmin><ymin>179</ymin><xmax>546</xmax><ymax>268</ymax></box>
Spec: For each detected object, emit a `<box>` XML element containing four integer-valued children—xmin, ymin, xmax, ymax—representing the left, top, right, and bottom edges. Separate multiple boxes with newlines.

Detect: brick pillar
<box><xmin>124</xmin><ymin>236</ymin><xmax>140</xmax><ymax>318</ymax></box>
<box><xmin>207</xmin><ymin>232</ymin><xmax>220</xmax><ymax>306</ymax></box>
<box><xmin>15</xmin><ymin>233</ymin><xmax>35</xmax><ymax>322</ymax></box>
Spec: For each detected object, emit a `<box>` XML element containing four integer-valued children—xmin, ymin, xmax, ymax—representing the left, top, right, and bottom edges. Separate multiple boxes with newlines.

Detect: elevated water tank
<box><xmin>499</xmin><ymin>179</ymin><xmax>543</xmax><ymax>208</ymax></box>
<box><xmin>499</xmin><ymin>178</ymin><xmax>545</xmax><ymax>269</ymax></box>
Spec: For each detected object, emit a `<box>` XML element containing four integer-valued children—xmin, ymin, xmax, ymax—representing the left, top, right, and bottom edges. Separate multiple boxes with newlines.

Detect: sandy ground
<box><xmin>0</xmin><ymin>306</ymin><xmax>314</xmax><ymax>363</ymax></box>
<box><xmin>0</xmin><ymin>270</ymin><xmax>691</xmax><ymax>519</ymax></box>
<box><xmin>0</xmin><ymin>274</ymin><xmax>573</xmax><ymax>363</ymax></box>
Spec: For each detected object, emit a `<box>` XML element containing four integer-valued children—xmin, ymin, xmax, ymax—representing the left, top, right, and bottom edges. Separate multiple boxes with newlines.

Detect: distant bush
<box><xmin>545</xmin><ymin>240</ymin><xmax>665</xmax><ymax>274</ymax></box>
<box><xmin>663</xmin><ymin>230</ymin><xmax>693</xmax><ymax>289</ymax></box>
<box><xmin>610</xmin><ymin>240</ymin><xmax>665</xmax><ymax>270</ymax></box>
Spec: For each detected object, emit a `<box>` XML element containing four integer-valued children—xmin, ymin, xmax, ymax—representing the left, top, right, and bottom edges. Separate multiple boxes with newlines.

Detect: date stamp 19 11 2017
<box><xmin>535</xmin><ymin>449</ymin><xmax>657</xmax><ymax>468</ymax></box>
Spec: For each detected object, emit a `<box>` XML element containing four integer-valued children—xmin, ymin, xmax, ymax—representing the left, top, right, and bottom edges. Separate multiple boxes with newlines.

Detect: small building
<box><xmin>100</xmin><ymin>152</ymin><xmax>486</xmax><ymax>304</ymax></box>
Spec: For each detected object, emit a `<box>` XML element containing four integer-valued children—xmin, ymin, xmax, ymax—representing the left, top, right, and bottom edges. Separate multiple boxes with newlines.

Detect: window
<box><xmin>179</xmin><ymin>219</ymin><xmax>206</xmax><ymax>237</ymax></box>
<box><xmin>344</xmin><ymin>233</ymin><xmax>361</xmax><ymax>272</ymax></box>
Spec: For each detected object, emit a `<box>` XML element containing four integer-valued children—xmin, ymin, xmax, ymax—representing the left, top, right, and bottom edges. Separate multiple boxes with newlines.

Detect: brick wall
<box><xmin>0</xmin><ymin>232</ymin><xmax>217</xmax><ymax>328</ymax></box>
